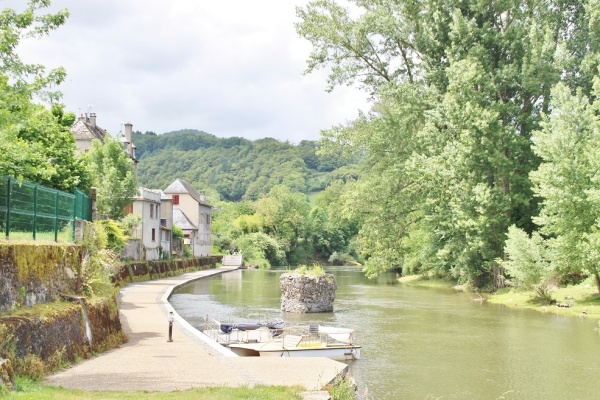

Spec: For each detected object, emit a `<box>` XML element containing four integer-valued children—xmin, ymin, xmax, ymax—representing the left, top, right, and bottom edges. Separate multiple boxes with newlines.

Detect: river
<box><xmin>169</xmin><ymin>266</ymin><xmax>600</xmax><ymax>399</ymax></box>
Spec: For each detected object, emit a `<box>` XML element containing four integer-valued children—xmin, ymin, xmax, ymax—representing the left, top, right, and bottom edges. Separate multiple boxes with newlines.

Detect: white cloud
<box><xmin>10</xmin><ymin>0</ymin><xmax>370</xmax><ymax>142</ymax></box>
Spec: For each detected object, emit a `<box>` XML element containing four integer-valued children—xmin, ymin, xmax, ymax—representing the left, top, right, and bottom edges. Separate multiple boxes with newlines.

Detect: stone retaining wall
<box><xmin>0</xmin><ymin>243</ymin><xmax>82</xmax><ymax>313</ymax></box>
<box><xmin>115</xmin><ymin>256</ymin><xmax>222</xmax><ymax>282</ymax></box>
<box><xmin>0</xmin><ymin>295</ymin><xmax>122</xmax><ymax>378</ymax></box>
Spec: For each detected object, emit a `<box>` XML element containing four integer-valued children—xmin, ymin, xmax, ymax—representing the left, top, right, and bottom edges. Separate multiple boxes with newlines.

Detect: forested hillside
<box><xmin>133</xmin><ymin>130</ymin><xmax>360</xmax><ymax>201</ymax></box>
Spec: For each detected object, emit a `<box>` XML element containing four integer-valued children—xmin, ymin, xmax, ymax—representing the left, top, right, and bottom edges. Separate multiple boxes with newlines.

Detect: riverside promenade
<box><xmin>45</xmin><ymin>266</ymin><xmax>347</xmax><ymax>394</ymax></box>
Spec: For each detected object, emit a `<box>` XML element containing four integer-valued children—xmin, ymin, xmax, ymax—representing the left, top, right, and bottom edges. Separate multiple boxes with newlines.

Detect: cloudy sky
<box><xmin>10</xmin><ymin>0</ymin><xmax>369</xmax><ymax>142</ymax></box>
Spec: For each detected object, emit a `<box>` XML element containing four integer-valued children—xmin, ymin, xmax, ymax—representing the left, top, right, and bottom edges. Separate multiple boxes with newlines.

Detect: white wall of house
<box><xmin>173</xmin><ymin>194</ymin><xmax>198</xmax><ymax>225</ymax></box>
<box><xmin>165</xmin><ymin>179</ymin><xmax>213</xmax><ymax>258</ymax></box>
<box><xmin>197</xmin><ymin>203</ymin><xmax>212</xmax><ymax>256</ymax></box>
<box><xmin>159</xmin><ymin>195</ymin><xmax>173</xmax><ymax>257</ymax></box>
<box><xmin>132</xmin><ymin>188</ymin><xmax>162</xmax><ymax>261</ymax></box>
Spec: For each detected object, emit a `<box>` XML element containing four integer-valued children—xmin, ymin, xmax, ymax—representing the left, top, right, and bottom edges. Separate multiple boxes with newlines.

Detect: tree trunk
<box><xmin>595</xmin><ymin>272</ymin><xmax>600</xmax><ymax>294</ymax></box>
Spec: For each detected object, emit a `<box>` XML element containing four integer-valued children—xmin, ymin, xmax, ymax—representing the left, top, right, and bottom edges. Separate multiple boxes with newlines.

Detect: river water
<box><xmin>169</xmin><ymin>266</ymin><xmax>600</xmax><ymax>399</ymax></box>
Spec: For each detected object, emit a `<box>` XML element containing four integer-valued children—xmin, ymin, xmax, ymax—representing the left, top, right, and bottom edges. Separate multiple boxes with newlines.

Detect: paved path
<box><xmin>45</xmin><ymin>266</ymin><xmax>347</xmax><ymax>393</ymax></box>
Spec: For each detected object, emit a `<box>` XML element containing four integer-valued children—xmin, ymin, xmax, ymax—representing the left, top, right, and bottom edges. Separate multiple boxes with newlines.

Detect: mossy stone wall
<box><xmin>0</xmin><ymin>243</ymin><xmax>82</xmax><ymax>313</ymax></box>
<box><xmin>115</xmin><ymin>256</ymin><xmax>222</xmax><ymax>282</ymax></box>
<box><xmin>0</xmin><ymin>296</ymin><xmax>122</xmax><ymax>377</ymax></box>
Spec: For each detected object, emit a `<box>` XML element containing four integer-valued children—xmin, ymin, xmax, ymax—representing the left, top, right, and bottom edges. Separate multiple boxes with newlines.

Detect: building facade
<box><xmin>164</xmin><ymin>178</ymin><xmax>212</xmax><ymax>257</ymax></box>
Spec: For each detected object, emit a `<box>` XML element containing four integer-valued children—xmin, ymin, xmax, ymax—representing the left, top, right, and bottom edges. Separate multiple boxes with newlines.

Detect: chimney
<box><xmin>89</xmin><ymin>112</ymin><xmax>97</xmax><ymax>128</ymax></box>
<box><xmin>124</xmin><ymin>122</ymin><xmax>133</xmax><ymax>156</ymax></box>
<box><xmin>199</xmin><ymin>191</ymin><xmax>205</xmax><ymax>202</ymax></box>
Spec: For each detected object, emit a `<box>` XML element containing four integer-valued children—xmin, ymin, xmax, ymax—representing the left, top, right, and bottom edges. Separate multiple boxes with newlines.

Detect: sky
<box><xmin>10</xmin><ymin>0</ymin><xmax>370</xmax><ymax>143</ymax></box>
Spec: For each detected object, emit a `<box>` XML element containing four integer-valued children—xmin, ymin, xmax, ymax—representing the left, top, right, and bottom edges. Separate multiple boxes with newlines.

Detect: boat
<box><xmin>219</xmin><ymin>319</ymin><xmax>286</xmax><ymax>334</ymax></box>
<box><xmin>204</xmin><ymin>316</ymin><xmax>361</xmax><ymax>361</ymax></box>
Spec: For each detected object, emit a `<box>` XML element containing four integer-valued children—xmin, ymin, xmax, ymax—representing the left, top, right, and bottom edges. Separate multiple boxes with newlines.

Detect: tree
<box><xmin>298</xmin><ymin>0</ymin><xmax>594</xmax><ymax>287</ymax></box>
<box><xmin>84</xmin><ymin>136</ymin><xmax>138</xmax><ymax>219</ymax></box>
<box><xmin>0</xmin><ymin>2</ymin><xmax>89</xmax><ymax>192</ymax></box>
<box><xmin>530</xmin><ymin>81</ymin><xmax>600</xmax><ymax>293</ymax></box>
<box><xmin>253</xmin><ymin>185</ymin><xmax>311</xmax><ymax>264</ymax></box>
<box><xmin>0</xmin><ymin>0</ymin><xmax>69</xmax><ymax>101</ymax></box>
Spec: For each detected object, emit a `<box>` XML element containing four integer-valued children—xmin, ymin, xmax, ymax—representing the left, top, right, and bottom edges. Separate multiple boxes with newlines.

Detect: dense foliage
<box><xmin>84</xmin><ymin>136</ymin><xmax>138</xmax><ymax>219</ymax></box>
<box><xmin>0</xmin><ymin>1</ymin><xmax>90</xmax><ymax>192</ymax></box>
<box><xmin>210</xmin><ymin>183</ymin><xmax>359</xmax><ymax>267</ymax></box>
<box><xmin>297</xmin><ymin>0</ymin><xmax>600</xmax><ymax>290</ymax></box>
<box><xmin>133</xmin><ymin>130</ymin><xmax>359</xmax><ymax>201</ymax></box>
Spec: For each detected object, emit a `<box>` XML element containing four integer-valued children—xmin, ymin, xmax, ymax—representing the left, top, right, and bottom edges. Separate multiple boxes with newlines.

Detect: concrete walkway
<box><xmin>45</xmin><ymin>266</ymin><xmax>347</xmax><ymax>393</ymax></box>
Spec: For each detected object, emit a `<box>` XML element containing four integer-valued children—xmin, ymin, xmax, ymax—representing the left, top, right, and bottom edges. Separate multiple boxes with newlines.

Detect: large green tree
<box><xmin>84</xmin><ymin>136</ymin><xmax>137</xmax><ymax>219</ymax></box>
<box><xmin>297</xmin><ymin>0</ymin><xmax>594</xmax><ymax>286</ymax></box>
<box><xmin>0</xmin><ymin>1</ymin><xmax>89</xmax><ymax>192</ymax></box>
<box><xmin>530</xmin><ymin>81</ymin><xmax>600</xmax><ymax>293</ymax></box>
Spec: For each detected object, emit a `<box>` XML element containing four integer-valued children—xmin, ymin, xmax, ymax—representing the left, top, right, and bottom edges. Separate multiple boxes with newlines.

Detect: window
<box><xmin>150</xmin><ymin>204</ymin><xmax>154</xmax><ymax>218</ymax></box>
<box><xmin>172</xmin><ymin>195</ymin><xmax>179</xmax><ymax>205</ymax></box>
<box><xmin>151</xmin><ymin>228</ymin><xmax>156</xmax><ymax>241</ymax></box>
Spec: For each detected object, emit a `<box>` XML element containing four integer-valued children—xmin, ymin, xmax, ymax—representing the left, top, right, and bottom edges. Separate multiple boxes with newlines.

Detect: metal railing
<box><xmin>0</xmin><ymin>175</ymin><xmax>92</xmax><ymax>242</ymax></box>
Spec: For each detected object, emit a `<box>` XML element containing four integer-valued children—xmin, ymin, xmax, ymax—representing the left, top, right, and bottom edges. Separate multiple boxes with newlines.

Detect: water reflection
<box><xmin>169</xmin><ymin>266</ymin><xmax>600</xmax><ymax>399</ymax></box>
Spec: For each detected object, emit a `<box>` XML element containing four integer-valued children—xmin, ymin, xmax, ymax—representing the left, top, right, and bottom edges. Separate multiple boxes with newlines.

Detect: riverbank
<box><xmin>398</xmin><ymin>274</ymin><xmax>600</xmax><ymax>320</ymax></box>
<box><xmin>41</xmin><ymin>266</ymin><xmax>346</xmax><ymax>397</ymax></box>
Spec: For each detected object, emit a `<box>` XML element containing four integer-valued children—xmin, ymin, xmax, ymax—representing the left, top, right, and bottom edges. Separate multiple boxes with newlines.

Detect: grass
<box><xmin>294</xmin><ymin>264</ymin><xmax>326</xmax><ymax>277</ymax></box>
<box><xmin>488</xmin><ymin>279</ymin><xmax>600</xmax><ymax>319</ymax></box>
<box><xmin>400</xmin><ymin>274</ymin><xmax>600</xmax><ymax>319</ymax></box>
<box><xmin>5</xmin><ymin>230</ymin><xmax>73</xmax><ymax>243</ymax></box>
<box><xmin>398</xmin><ymin>274</ymin><xmax>458</xmax><ymax>289</ymax></box>
<box><xmin>5</xmin><ymin>379</ymin><xmax>304</xmax><ymax>399</ymax></box>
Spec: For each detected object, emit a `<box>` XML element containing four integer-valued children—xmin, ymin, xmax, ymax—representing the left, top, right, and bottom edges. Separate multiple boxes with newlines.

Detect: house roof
<box><xmin>159</xmin><ymin>190</ymin><xmax>172</xmax><ymax>201</ymax></box>
<box><xmin>172</xmin><ymin>208</ymin><xmax>197</xmax><ymax>230</ymax></box>
<box><xmin>164</xmin><ymin>178</ymin><xmax>212</xmax><ymax>207</ymax></box>
<box><xmin>132</xmin><ymin>187</ymin><xmax>161</xmax><ymax>203</ymax></box>
<box><xmin>70</xmin><ymin>116</ymin><xmax>108</xmax><ymax>143</ymax></box>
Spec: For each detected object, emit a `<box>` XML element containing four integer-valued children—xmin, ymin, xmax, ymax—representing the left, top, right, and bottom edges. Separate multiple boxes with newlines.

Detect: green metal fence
<box><xmin>0</xmin><ymin>175</ymin><xmax>92</xmax><ymax>242</ymax></box>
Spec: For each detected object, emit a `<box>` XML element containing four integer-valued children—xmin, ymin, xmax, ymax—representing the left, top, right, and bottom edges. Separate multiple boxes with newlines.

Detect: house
<box><xmin>164</xmin><ymin>178</ymin><xmax>212</xmax><ymax>257</ymax></box>
<box><xmin>70</xmin><ymin>112</ymin><xmax>108</xmax><ymax>154</ymax></box>
<box><xmin>70</xmin><ymin>113</ymin><xmax>138</xmax><ymax>169</ymax></box>
<box><xmin>159</xmin><ymin>190</ymin><xmax>174</xmax><ymax>256</ymax></box>
<box><xmin>131</xmin><ymin>188</ymin><xmax>163</xmax><ymax>261</ymax></box>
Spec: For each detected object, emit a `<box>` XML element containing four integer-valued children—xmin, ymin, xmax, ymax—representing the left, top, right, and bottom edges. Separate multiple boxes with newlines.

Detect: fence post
<box><xmin>32</xmin><ymin>184</ymin><xmax>37</xmax><ymax>240</ymax></box>
<box><xmin>4</xmin><ymin>177</ymin><xmax>10</xmax><ymax>239</ymax></box>
<box><xmin>54</xmin><ymin>190</ymin><xmax>59</xmax><ymax>242</ymax></box>
<box><xmin>72</xmin><ymin>190</ymin><xmax>77</xmax><ymax>242</ymax></box>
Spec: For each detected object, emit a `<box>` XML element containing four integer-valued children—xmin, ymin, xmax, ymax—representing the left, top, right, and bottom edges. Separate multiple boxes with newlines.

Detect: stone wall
<box><xmin>280</xmin><ymin>272</ymin><xmax>337</xmax><ymax>313</ymax></box>
<box><xmin>114</xmin><ymin>256</ymin><xmax>222</xmax><ymax>282</ymax></box>
<box><xmin>0</xmin><ymin>243</ymin><xmax>82</xmax><ymax>313</ymax></box>
<box><xmin>0</xmin><ymin>295</ymin><xmax>122</xmax><ymax>378</ymax></box>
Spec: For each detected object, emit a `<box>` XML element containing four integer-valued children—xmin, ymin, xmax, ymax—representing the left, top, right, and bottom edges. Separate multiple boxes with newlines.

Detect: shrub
<box><xmin>498</xmin><ymin>225</ymin><xmax>552</xmax><ymax>289</ymax></box>
<box><xmin>235</xmin><ymin>232</ymin><xmax>286</xmax><ymax>267</ymax></box>
<box><xmin>80</xmin><ymin>221</ymin><xmax>121</xmax><ymax>296</ymax></box>
<box><xmin>295</xmin><ymin>264</ymin><xmax>325</xmax><ymax>277</ymax></box>
<box><xmin>172</xmin><ymin>226</ymin><xmax>184</xmax><ymax>240</ymax></box>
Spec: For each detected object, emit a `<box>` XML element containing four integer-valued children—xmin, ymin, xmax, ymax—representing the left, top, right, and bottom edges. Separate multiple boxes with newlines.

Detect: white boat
<box><xmin>204</xmin><ymin>316</ymin><xmax>361</xmax><ymax>361</ymax></box>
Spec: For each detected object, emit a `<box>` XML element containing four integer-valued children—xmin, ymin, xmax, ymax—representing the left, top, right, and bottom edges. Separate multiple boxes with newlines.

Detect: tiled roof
<box><xmin>173</xmin><ymin>208</ymin><xmax>197</xmax><ymax>230</ymax></box>
<box><xmin>70</xmin><ymin>119</ymin><xmax>108</xmax><ymax>142</ymax></box>
<box><xmin>159</xmin><ymin>190</ymin><xmax>172</xmax><ymax>201</ymax></box>
<box><xmin>164</xmin><ymin>178</ymin><xmax>211</xmax><ymax>206</ymax></box>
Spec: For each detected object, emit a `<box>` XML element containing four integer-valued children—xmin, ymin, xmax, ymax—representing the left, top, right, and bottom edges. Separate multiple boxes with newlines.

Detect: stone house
<box><xmin>70</xmin><ymin>112</ymin><xmax>138</xmax><ymax>169</ymax></box>
<box><xmin>70</xmin><ymin>112</ymin><xmax>108</xmax><ymax>154</ymax></box>
<box><xmin>164</xmin><ymin>179</ymin><xmax>212</xmax><ymax>257</ymax></box>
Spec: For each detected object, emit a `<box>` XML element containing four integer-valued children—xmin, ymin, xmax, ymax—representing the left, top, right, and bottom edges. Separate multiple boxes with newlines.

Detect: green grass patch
<box><xmin>6</xmin><ymin>380</ymin><xmax>304</xmax><ymax>399</ymax></box>
<box><xmin>5</xmin><ymin>230</ymin><xmax>73</xmax><ymax>243</ymax></box>
<box><xmin>488</xmin><ymin>279</ymin><xmax>600</xmax><ymax>319</ymax></box>
<box><xmin>397</xmin><ymin>274</ymin><xmax>457</xmax><ymax>289</ymax></box>
<box><xmin>294</xmin><ymin>264</ymin><xmax>325</xmax><ymax>277</ymax></box>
